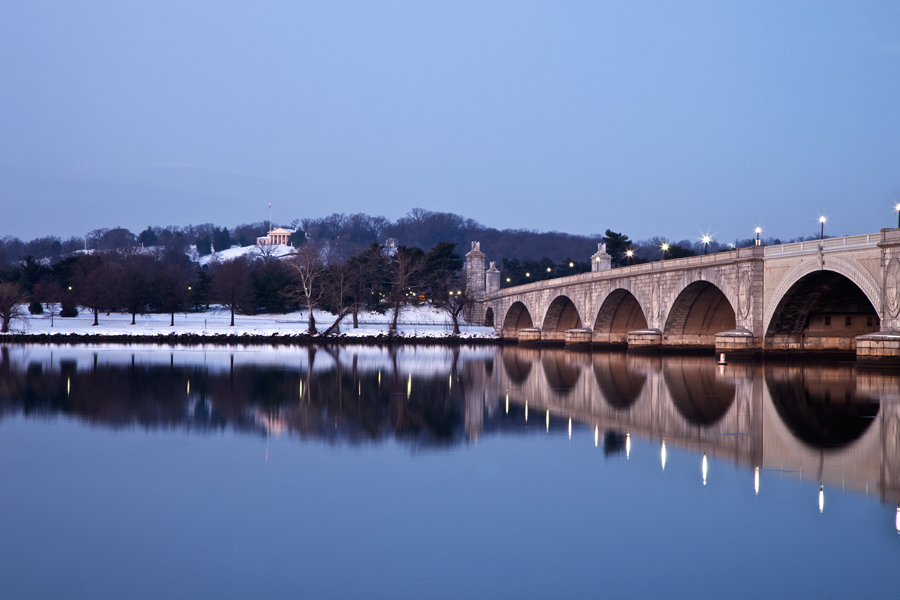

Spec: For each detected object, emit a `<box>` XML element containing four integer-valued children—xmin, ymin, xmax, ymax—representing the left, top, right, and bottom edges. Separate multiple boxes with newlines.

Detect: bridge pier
<box><xmin>855</xmin><ymin>332</ymin><xmax>900</xmax><ymax>365</ymax></box>
<box><xmin>626</xmin><ymin>329</ymin><xmax>662</xmax><ymax>352</ymax></box>
<box><xmin>714</xmin><ymin>329</ymin><xmax>760</xmax><ymax>357</ymax></box>
<box><xmin>564</xmin><ymin>328</ymin><xmax>593</xmax><ymax>348</ymax></box>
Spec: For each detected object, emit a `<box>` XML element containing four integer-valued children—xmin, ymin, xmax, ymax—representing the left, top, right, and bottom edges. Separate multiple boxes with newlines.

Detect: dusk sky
<box><xmin>2</xmin><ymin>1</ymin><xmax>900</xmax><ymax>243</ymax></box>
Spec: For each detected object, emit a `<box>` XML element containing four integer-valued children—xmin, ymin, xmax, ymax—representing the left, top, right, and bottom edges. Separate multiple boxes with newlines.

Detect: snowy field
<box><xmin>2</xmin><ymin>304</ymin><xmax>498</xmax><ymax>340</ymax></box>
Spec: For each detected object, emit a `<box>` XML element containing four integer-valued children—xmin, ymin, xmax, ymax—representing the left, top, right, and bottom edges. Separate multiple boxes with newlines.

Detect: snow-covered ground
<box><xmin>197</xmin><ymin>244</ymin><xmax>294</xmax><ymax>266</ymax></box>
<box><xmin>3</xmin><ymin>304</ymin><xmax>498</xmax><ymax>339</ymax></box>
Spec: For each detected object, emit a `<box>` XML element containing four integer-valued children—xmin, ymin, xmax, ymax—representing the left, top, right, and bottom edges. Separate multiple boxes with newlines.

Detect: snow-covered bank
<box><xmin>1</xmin><ymin>304</ymin><xmax>499</xmax><ymax>342</ymax></box>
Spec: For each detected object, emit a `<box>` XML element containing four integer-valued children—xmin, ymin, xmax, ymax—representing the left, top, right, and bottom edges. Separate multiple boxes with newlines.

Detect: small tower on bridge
<box><xmin>486</xmin><ymin>261</ymin><xmax>501</xmax><ymax>295</ymax></box>
<box><xmin>465</xmin><ymin>241</ymin><xmax>486</xmax><ymax>297</ymax></box>
<box><xmin>591</xmin><ymin>243</ymin><xmax>612</xmax><ymax>271</ymax></box>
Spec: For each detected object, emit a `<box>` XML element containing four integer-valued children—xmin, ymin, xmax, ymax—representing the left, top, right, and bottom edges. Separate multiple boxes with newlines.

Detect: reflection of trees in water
<box><xmin>663</xmin><ymin>357</ymin><xmax>736</xmax><ymax>426</ymax></box>
<box><xmin>765</xmin><ymin>364</ymin><xmax>879</xmax><ymax>449</ymax></box>
<box><xmin>0</xmin><ymin>347</ymin><xmax>464</xmax><ymax>447</ymax></box>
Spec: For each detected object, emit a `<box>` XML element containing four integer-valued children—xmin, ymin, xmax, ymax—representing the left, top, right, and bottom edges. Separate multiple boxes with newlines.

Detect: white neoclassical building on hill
<box><xmin>257</xmin><ymin>227</ymin><xmax>294</xmax><ymax>246</ymax></box>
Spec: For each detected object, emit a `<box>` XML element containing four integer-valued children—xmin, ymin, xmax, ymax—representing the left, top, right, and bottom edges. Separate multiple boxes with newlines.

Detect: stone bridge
<box><xmin>466</xmin><ymin>228</ymin><xmax>900</xmax><ymax>361</ymax></box>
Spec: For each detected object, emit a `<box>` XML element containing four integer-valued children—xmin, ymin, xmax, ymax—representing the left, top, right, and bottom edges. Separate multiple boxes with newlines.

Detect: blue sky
<box><xmin>2</xmin><ymin>1</ymin><xmax>899</xmax><ymax>243</ymax></box>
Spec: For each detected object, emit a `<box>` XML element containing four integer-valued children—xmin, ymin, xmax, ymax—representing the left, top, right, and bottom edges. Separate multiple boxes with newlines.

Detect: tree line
<box><xmin>0</xmin><ymin>238</ymin><xmax>472</xmax><ymax>335</ymax></box>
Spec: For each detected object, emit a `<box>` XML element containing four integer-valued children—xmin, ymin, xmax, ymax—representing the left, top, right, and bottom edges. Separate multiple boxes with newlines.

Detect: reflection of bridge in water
<box><xmin>2</xmin><ymin>344</ymin><xmax>899</xmax><ymax>508</ymax></box>
<box><xmin>460</xmin><ymin>348</ymin><xmax>900</xmax><ymax>505</ymax></box>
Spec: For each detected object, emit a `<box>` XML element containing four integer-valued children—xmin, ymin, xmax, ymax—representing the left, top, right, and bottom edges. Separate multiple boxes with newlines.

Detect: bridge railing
<box><xmin>487</xmin><ymin>246</ymin><xmax>761</xmax><ymax>296</ymax></box>
<box><xmin>763</xmin><ymin>232</ymin><xmax>881</xmax><ymax>257</ymax></box>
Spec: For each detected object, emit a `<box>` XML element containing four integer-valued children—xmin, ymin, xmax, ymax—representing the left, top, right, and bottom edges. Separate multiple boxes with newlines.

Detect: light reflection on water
<box><xmin>0</xmin><ymin>343</ymin><xmax>899</xmax><ymax>599</ymax></box>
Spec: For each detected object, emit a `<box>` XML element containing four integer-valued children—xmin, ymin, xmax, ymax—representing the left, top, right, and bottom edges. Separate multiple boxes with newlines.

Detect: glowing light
<box><xmin>702</xmin><ymin>454</ymin><xmax>708</xmax><ymax>486</ymax></box>
<box><xmin>67</xmin><ymin>377</ymin><xmax>70</xmax><ymax>396</ymax></box>
<box><xmin>896</xmin><ymin>203</ymin><xmax>900</xmax><ymax>212</ymax></box>
<box><xmin>526</xmin><ymin>272</ymin><xmax>530</xmax><ymax>277</ymax></box>
<box><xmin>506</xmin><ymin>277</ymin><xmax>511</xmax><ymax>282</ymax></box>
<box><xmin>546</xmin><ymin>410</ymin><xmax>550</xmax><ymax>432</ymax></box>
<box><xmin>378</xmin><ymin>370</ymin><xmax>381</xmax><ymax>386</ymax></box>
<box><xmin>358</xmin><ymin>382</ymin><xmax>361</xmax><ymax>395</ymax></box>
<box><xmin>626</xmin><ymin>432</ymin><xmax>631</xmax><ymax>459</ymax></box>
<box><xmin>594</xmin><ymin>426</ymin><xmax>599</xmax><ymax>447</ymax></box>
<box><xmin>754</xmin><ymin>467</ymin><xmax>760</xmax><ymax>495</ymax></box>
<box><xmin>546</xmin><ymin>267</ymin><xmax>551</xmax><ymax>272</ymax></box>
<box><xmin>661</xmin><ymin>440</ymin><xmax>667</xmax><ymax>471</ymax></box>
<box><xmin>569</xmin><ymin>262</ymin><xmax>574</xmax><ymax>268</ymax></box>
<box><xmin>819</xmin><ymin>486</ymin><xmax>825</xmax><ymax>513</ymax></box>
<box><xmin>407</xmin><ymin>374</ymin><xmax>411</xmax><ymax>399</ymax></box>
<box><xmin>626</xmin><ymin>250</ymin><xmax>633</xmax><ymax>257</ymax></box>
<box><xmin>525</xmin><ymin>401</ymin><xmax>528</xmax><ymax>421</ymax></box>
<box><xmin>568</xmin><ymin>418</ymin><xmax>572</xmax><ymax>440</ymax></box>
<box><xmin>505</xmin><ymin>394</ymin><xmax>509</xmax><ymax>414</ymax></box>
<box><xmin>702</xmin><ymin>235</ymin><xmax>711</xmax><ymax>244</ymax></box>
<box><xmin>896</xmin><ymin>506</ymin><xmax>900</xmax><ymax>534</ymax></box>
<box><xmin>755</xmin><ymin>227</ymin><xmax>761</xmax><ymax>234</ymax></box>
<box><xmin>819</xmin><ymin>216</ymin><xmax>827</xmax><ymax>224</ymax></box>
<box><xmin>299</xmin><ymin>380</ymin><xmax>303</xmax><ymax>397</ymax></box>
<box><xmin>661</xmin><ymin>243</ymin><xmax>669</xmax><ymax>252</ymax></box>
<box><xmin>449</xmin><ymin>375</ymin><xmax>452</xmax><ymax>391</ymax></box>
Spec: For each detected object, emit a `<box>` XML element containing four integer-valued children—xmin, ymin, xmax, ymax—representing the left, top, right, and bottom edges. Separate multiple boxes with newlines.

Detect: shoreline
<box><xmin>0</xmin><ymin>332</ymin><xmax>506</xmax><ymax>346</ymax></box>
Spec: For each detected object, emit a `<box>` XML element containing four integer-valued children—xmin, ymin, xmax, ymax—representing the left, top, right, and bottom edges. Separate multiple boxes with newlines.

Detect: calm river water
<box><xmin>0</xmin><ymin>343</ymin><xmax>898</xmax><ymax>599</ymax></box>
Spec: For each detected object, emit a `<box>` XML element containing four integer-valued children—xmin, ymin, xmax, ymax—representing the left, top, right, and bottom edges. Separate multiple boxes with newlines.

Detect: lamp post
<box><xmin>661</xmin><ymin>243</ymin><xmax>669</xmax><ymax>260</ymax></box>
<box><xmin>702</xmin><ymin>236</ymin><xmax>711</xmax><ymax>254</ymax></box>
<box><xmin>755</xmin><ymin>227</ymin><xmax>761</xmax><ymax>246</ymax></box>
<box><xmin>819</xmin><ymin>216</ymin><xmax>826</xmax><ymax>240</ymax></box>
<box><xmin>626</xmin><ymin>249</ymin><xmax>633</xmax><ymax>264</ymax></box>
<box><xmin>895</xmin><ymin>203</ymin><xmax>900</xmax><ymax>229</ymax></box>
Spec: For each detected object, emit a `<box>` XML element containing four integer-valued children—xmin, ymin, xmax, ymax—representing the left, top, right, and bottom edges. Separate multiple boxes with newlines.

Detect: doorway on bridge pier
<box><xmin>664</xmin><ymin>281</ymin><xmax>736</xmax><ymax>348</ymax></box>
<box><xmin>502</xmin><ymin>302</ymin><xmax>534</xmax><ymax>337</ymax></box>
<box><xmin>765</xmin><ymin>271</ymin><xmax>880</xmax><ymax>352</ymax></box>
<box><xmin>541</xmin><ymin>296</ymin><xmax>583</xmax><ymax>343</ymax></box>
<box><xmin>593</xmin><ymin>289</ymin><xmax>648</xmax><ymax>346</ymax></box>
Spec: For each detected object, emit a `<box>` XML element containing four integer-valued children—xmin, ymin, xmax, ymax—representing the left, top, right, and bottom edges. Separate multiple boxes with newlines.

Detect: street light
<box><xmin>525</xmin><ymin>272</ymin><xmax>530</xmax><ymax>277</ymax></box>
<box><xmin>819</xmin><ymin>216</ymin><xmax>826</xmax><ymax>240</ymax></box>
<box><xmin>895</xmin><ymin>203</ymin><xmax>900</xmax><ymax>229</ymax></box>
<box><xmin>546</xmin><ymin>267</ymin><xmax>551</xmax><ymax>273</ymax></box>
<box><xmin>626</xmin><ymin>249</ymin><xmax>633</xmax><ymax>262</ymax></box>
<box><xmin>569</xmin><ymin>262</ymin><xmax>574</xmax><ymax>268</ymax></box>
<box><xmin>661</xmin><ymin>243</ymin><xmax>669</xmax><ymax>260</ymax></box>
<box><xmin>755</xmin><ymin>227</ymin><xmax>761</xmax><ymax>246</ymax></box>
<box><xmin>702</xmin><ymin>236</ymin><xmax>711</xmax><ymax>254</ymax></box>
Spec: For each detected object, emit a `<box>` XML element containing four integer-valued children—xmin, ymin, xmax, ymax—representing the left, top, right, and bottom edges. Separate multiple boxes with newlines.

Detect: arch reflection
<box><xmin>664</xmin><ymin>357</ymin><xmax>736</xmax><ymax>426</ymax></box>
<box><xmin>766</xmin><ymin>364</ymin><xmax>879</xmax><ymax>449</ymax></box>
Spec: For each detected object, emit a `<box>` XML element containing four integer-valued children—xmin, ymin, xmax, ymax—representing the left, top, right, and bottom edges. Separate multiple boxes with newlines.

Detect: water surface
<box><xmin>0</xmin><ymin>344</ymin><xmax>898</xmax><ymax>599</ymax></box>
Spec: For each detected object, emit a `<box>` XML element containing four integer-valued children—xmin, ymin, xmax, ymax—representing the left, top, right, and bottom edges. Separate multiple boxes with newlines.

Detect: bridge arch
<box><xmin>502</xmin><ymin>301</ymin><xmax>534</xmax><ymax>336</ymax></box>
<box><xmin>541</xmin><ymin>295</ymin><xmax>583</xmax><ymax>342</ymax></box>
<box><xmin>764</xmin><ymin>259</ymin><xmax>882</xmax><ymax>343</ymax></box>
<box><xmin>593</xmin><ymin>289</ymin><xmax>648</xmax><ymax>344</ymax></box>
<box><xmin>664</xmin><ymin>281</ymin><xmax>736</xmax><ymax>346</ymax></box>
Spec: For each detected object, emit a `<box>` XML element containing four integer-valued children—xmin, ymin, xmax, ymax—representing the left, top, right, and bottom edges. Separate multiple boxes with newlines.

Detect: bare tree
<box><xmin>286</xmin><ymin>243</ymin><xmax>327</xmax><ymax>334</ymax></box>
<box><xmin>72</xmin><ymin>255</ymin><xmax>121</xmax><ymax>326</ymax></box>
<box><xmin>33</xmin><ymin>280</ymin><xmax>62</xmax><ymax>327</ymax></box>
<box><xmin>210</xmin><ymin>256</ymin><xmax>255</xmax><ymax>327</ymax></box>
<box><xmin>388</xmin><ymin>246</ymin><xmax>423</xmax><ymax>335</ymax></box>
<box><xmin>442</xmin><ymin>285</ymin><xmax>473</xmax><ymax>336</ymax></box>
<box><xmin>0</xmin><ymin>282</ymin><xmax>29</xmax><ymax>332</ymax></box>
<box><xmin>321</xmin><ymin>259</ymin><xmax>356</xmax><ymax>336</ymax></box>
